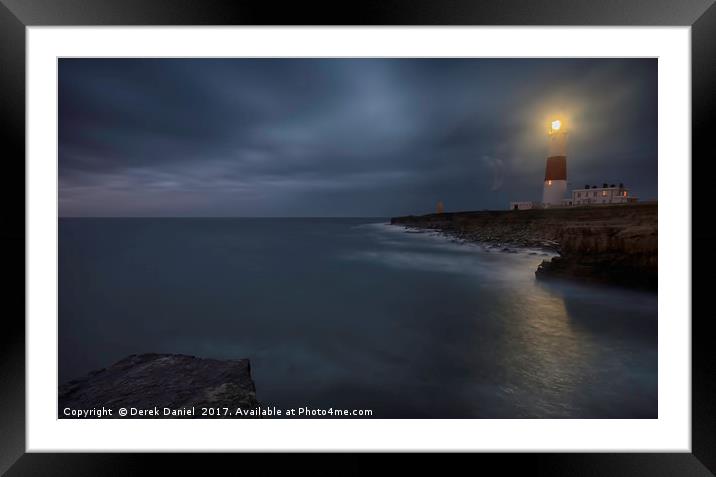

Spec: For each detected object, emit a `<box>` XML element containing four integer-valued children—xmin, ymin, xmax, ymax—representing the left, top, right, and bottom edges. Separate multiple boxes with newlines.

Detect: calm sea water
<box><xmin>59</xmin><ymin>218</ymin><xmax>657</xmax><ymax>418</ymax></box>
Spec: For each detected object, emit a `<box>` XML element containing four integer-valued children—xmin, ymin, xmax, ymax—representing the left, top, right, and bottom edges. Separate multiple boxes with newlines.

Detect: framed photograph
<box><xmin>1</xmin><ymin>0</ymin><xmax>712</xmax><ymax>473</ymax></box>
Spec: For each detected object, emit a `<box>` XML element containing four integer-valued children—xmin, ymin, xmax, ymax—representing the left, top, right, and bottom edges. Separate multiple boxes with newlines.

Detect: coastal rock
<box><xmin>59</xmin><ymin>353</ymin><xmax>260</xmax><ymax>418</ymax></box>
<box><xmin>391</xmin><ymin>203</ymin><xmax>657</xmax><ymax>291</ymax></box>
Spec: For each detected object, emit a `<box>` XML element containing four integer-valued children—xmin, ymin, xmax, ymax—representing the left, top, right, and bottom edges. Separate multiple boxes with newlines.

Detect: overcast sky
<box><xmin>59</xmin><ymin>58</ymin><xmax>657</xmax><ymax>217</ymax></box>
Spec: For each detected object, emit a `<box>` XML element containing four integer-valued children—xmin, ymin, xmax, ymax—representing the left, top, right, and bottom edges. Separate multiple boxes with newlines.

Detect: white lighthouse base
<box><xmin>542</xmin><ymin>179</ymin><xmax>567</xmax><ymax>207</ymax></box>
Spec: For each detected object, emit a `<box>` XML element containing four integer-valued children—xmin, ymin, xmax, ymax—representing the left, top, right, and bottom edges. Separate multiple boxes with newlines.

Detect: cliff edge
<box><xmin>390</xmin><ymin>203</ymin><xmax>657</xmax><ymax>291</ymax></box>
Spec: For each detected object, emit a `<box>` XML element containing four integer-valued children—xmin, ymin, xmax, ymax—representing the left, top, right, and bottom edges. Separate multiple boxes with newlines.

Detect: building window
<box><xmin>623</xmin><ymin>191</ymin><xmax>628</xmax><ymax>197</ymax></box>
<box><xmin>602</xmin><ymin>190</ymin><xmax>607</xmax><ymax>197</ymax></box>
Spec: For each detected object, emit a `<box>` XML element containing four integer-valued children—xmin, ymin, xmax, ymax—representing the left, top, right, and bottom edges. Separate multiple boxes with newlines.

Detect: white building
<box><xmin>509</xmin><ymin>183</ymin><xmax>638</xmax><ymax>210</ymax></box>
<box><xmin>571</xmin><ymin>183</ymin><xmax>637</xmax><ymax>205</ymax></box>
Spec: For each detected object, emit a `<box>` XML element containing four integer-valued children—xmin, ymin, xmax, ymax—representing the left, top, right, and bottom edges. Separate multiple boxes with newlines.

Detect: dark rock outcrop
<box><xmin>59</xmin><ymin>353</ymin><xmax>260</xmax><ymax>418</ymax></box>
<box><xmin>391</xmin><ymin>203</ymin><xmax>657</xmax><ymax>291</ymax></box>
<box><xmin>535</xmin><ymin>220</ymin><xmax>657</xmax><ymax>290</ymax></box>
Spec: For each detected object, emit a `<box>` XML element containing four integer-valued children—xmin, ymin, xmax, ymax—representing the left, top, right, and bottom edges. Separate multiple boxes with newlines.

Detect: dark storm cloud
<box><xmin>59</xmin><ymin>58</ymin><xmax>657</xmax><ymax>217</ymax></box>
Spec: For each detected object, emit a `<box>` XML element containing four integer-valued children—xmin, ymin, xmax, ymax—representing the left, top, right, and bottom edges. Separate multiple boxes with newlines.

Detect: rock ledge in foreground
<box><xmin>59</xmin><ymin>353</ymin><xmax>260</xmax><ymax>418</ymax></box>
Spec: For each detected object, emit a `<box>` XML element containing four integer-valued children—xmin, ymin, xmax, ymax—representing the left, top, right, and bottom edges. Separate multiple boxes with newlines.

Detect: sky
<box><xmin>59</xmin><ymin>58</ymin><xmax>657</xmax><ymax>217</ymax></box>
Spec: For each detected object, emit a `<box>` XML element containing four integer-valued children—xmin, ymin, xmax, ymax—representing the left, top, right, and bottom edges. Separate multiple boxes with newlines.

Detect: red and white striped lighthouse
<box><xmin>542</xmin><ymin>119</ymin><xmax>567</xmax><ymax>206</ymax></box>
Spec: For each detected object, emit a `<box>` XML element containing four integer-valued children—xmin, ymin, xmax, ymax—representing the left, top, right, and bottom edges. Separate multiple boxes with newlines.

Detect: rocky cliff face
<box><xmin>391</xmin><ymin>203</ymin><xmax>657</xmax><ymax>291</ymax></box>
<box><xmin>59</xmin><ymin>353</ymin><xmax>260</xmax><ymax>418</ymax></box>
<box><xmin>536</xmin><ymin>222</ymin><xmax>657</xmax><ymax>290</ymax></box>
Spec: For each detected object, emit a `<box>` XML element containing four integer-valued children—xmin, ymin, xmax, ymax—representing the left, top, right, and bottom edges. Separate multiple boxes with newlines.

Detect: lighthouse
<box><xmin>542</xmin><ymin>119</ymin><xmax>567</xmax><ymax>206</ymax></box>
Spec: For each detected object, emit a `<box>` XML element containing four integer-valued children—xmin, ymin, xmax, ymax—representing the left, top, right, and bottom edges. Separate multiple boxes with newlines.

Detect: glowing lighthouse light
<box><xmin>551</xmin><ymin>119</ymin><xmax>562</xmax><ymax>131</ymax></box>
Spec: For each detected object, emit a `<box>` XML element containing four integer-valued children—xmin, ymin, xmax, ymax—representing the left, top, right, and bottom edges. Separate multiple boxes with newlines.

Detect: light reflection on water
<box><xmin>59</xmin><ymin>218</ymin><xmax>657</xmax><ymax>418</ymax></box>
<box><xmin>491</xmin><ymin>286</ymin><xmax>592</xmax><ymax>417</ymax></box>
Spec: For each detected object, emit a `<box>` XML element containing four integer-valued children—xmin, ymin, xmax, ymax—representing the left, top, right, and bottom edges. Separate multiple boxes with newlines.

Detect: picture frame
<box><xmin>1</xmin><ymin>0</ymin><xmax>712</xmax><ymax>473</ymax></box>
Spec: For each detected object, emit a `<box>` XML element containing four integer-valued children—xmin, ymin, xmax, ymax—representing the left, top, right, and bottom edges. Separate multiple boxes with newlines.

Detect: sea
<box><xmin>59</xmin><ymin>218</ymin><xmax>657</xmax><ymax>418</ymax></box>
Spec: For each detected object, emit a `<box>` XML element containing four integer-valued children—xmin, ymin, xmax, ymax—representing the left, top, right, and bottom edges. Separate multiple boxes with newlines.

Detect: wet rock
<box><xmin>391</xmin><ymin>204</ymin><xmax>657</xmax><ymax>291</ymax></box>
<box><xmin>59</xmin><ymin>353</ymin><xmax>261</xmax><ymax>418</ymax></box>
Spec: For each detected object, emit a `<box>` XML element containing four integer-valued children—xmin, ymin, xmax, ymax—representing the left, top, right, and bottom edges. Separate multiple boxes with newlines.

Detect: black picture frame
<box><xmin>1</xmin><ymin>0</ymin><xmax>713</xmax><ymax>474</ymax></box>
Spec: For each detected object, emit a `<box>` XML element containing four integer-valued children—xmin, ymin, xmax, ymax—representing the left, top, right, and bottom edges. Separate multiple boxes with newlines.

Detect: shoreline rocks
<box><xmin>59</xmin><ymin>353</ymin><xmax>261</xmax><ymax>418</ymax></box>
<box><xmin>391</xmin><ymin>203</ymin><xmax>657</xmax><ymax>291</ymax></box>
